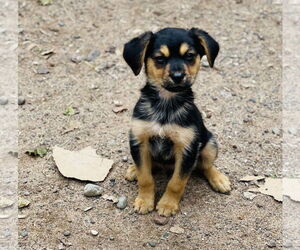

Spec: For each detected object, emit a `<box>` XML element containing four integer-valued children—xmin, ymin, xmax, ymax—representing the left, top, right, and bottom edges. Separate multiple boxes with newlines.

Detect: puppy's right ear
<box><xmin>123</xmin><ymin>31</ymin><xmax>153</xmax><ymax>76</ymax></box>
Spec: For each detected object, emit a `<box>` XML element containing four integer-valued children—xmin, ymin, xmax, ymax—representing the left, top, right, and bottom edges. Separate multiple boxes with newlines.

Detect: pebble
<box><xmin>20</xmin><ymin>231</ymin><xmax>28</xmax><ymax>237</ymax></box>
<box><xmin>70</xmin><ymin>55</ymin><xmax>82</xmax><ymax>64</ymax></box>
<box><xmin>90</xmin><ymin>230</ymin><xmax>99</xmax><ymax>236</ymax></box>
<box><xmin>122</xmin><ymin>156</ymin><xmax>128</xmax><ymax>162</ymax></box>
<box><xmin>148</xmin><ymin>241</ymin><xmax>157</xmax><ymax>247</ymax></box>
<box><xmin>283</xmin><ymin>241</ymin><xmax>293</xmax><ymax>248</ymax></box>
<box><xmin>18</xmin><ymin>96</ymin><xmax>26</xmax><ymax>105</ymax></box>
<box><xmin>63</xmin><ymin>231</ymin><xmax>71</xmax><ymax>237</ymax></box>
<box><xmin>86</xmin><ymin>49</ymin><xmax>100</xmax><ymax>62</ymax></box>
<box><xmin>58</xmin><ymin>243</ymin><xmax>65</xmax><ymax>250</ymax></box>
<box><xmin>153</xmin><ymin>215</ymin><xmax>170</xmax><ymax>225</ymax></box>
<box><xmin>243</xmin><ymin>191</ymin><xmax>257</xmax><ymax>200</ymax></box>
<box><xmin>36</xmin><ymin>65</ymin><xmax>49</xmax><ymax>74</ymax></box>
<box><xmin>170</xmin><ymin>225</ymin><xmax>185</xmax><ymax>234</ymax></box>
<box><xmin>84</xmin><ymin>184</ymin><xmax>103</xmax><ymax>197</ymax></box>
<box><xmin>116</xmin><ymin>196</ymin><xmax>127</xmax><ymax>209</ymax></box>
<box><xmin>267</xmin><ymin>240</ymin><xmax>276</xmax><ymax>248</ymax></box>
<box><xmin>272</xmin><ymin>128</ymin><xmax>280</xmax><ymax>136</ymax></box>
<box><xmin>0</xmin><ymin>96</ymin><xmax>8</xmax><ymax>105</ymax></box>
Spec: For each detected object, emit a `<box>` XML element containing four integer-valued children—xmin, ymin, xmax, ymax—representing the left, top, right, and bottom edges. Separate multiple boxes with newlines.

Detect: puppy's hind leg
<box><xmin>125</xmin><ymin>165</ymin><xmax>137</xmax><ymax>181</ymax></box>
<box><xmin>199</xmin><ymin>137</ymin><xmax>231</xmax><ymax>193</ymax></box>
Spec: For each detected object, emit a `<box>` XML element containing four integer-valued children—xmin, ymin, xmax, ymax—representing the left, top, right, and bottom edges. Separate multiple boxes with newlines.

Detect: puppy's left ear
<box><xmin>189</xmin><ymin>28</ymin><xmax>219</xmax><ymax>67</ymax></box>
<box><xmin>123</xmin><ymin>31</ymin><xmax>153</xmax><ymax>76</ymax></box>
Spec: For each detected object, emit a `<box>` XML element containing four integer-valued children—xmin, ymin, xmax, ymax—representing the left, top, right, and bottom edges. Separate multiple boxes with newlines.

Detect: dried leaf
<box><xmin>53</xmin><ymin>146</ymin><xmax>114</xmax><ymax>182</ymax></box>
<box><xmin>248</xmin><ymin>178</ymin><xmax>282</xmax><ymax>202</ymax></box>
<box><xmin>63</xmin><ymin>120</ymin><xmax>81</xmax><ymax>134</ymax></box>
<box><xmin>283</xmin><ymin>178</ymin><xmax>300</xmax><ymax>202</ymax></box>
<box><xmin>25</xmin><ymin>147</ymin><xmax>47</xmax><ymax>157</ymax></box>
<box><xmin>0</xmin><ymin>197</ymin><xmax>14</xmax><ymax>209</ymax></box>
<box><xmin>240</xmin><ymin>175</ymin><xmax>265</xmax><ymax>182</ymax></box>
<box><xmin>170</xmin><ymin>225</ymin><xmax>185</xmax><ymax>234</ymax></box>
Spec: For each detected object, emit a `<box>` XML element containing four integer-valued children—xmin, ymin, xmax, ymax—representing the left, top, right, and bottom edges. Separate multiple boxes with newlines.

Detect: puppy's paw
<box><xmin>134</xmin><ymin>195</ymin><xmax>154</xmax><ymax>214</ymax></box>
<box><xmin>156</xmin><ymin>196</ymin><xmax>179</xmax><ymax>217</ymax></box>
<box><xmin>125</xmin><ymin>165</ymin><xmax>137</xmax><ymax>181</ymax></box>
<box><xmin>208</xmin><ymin>171</ymin><xmax>231</xmax><ymax>193</ymax></box>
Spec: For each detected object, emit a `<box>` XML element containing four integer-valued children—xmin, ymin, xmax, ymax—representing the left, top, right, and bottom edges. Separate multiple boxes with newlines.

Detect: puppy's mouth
<box><xmin>163</xmin><ymin>81</ymin><xmax>192</xmax><ymax>92</ymax></box>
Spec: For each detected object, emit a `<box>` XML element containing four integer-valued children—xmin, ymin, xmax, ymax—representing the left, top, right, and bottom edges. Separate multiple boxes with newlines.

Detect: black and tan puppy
<box><xmin>123</xmin><ymin>28</ymin><xmax>231</xmax><ymax>217</ymax></box>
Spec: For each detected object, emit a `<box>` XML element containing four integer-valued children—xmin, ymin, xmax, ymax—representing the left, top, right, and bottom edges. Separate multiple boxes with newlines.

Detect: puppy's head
<box><xmin>123</xmin><ymin>28</ymin><xmax>219</xmax><ymax>92</ymax></box>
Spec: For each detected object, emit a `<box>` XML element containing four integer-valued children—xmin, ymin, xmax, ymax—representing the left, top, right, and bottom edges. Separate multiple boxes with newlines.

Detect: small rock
<box><xmin>170</xmin><ymin>225</ymin><xmax>184</xmax><ymax>234</ymax></box>
<box><xmin>153</xmin><ymin>215</ymin><xmax>170</xmax><ymax>225</ymax></box>
<box><xmin>18</xmin><ymin>96</ymin><xmax>26</xmax><ymax>105</ymax></box>
<box><xmin>90</xmin><ymin>230</ymin><xmax>99</xmax><ymax>236</ymax></box>
<box><xmin>283</xmin><ymin>241</ymin><xmax>293</xmax><ymax>248</ymax></box>
<box><xmin>248</xmin><ymin>98</ymin><xmax>256</xmax><ymax>103</ymax></box>
<box><xmin>86</xmin><ymin>50</ymin><xmax>100</xmax><ymax>62</ymax></box>
<box><xmin>58</xmin><ymin>243</ymin><xmax>65</xmax><ymax>250</ymax></box>
<box><xmin>18</xmin><ymin>197</ymin><xmax>30</xmax><ymax>208</ymax></box>
<box><xmin>148</xmin><ymin>241</ymin><xmax>157</xmax><ymax>247</ymax></box>
<box><xmin>63</xmin><ymin>231</ymin><xmax>71</xmax><ymax>237</ymax></box>
<box><xmin>20</xmin><ymin>231</ymin><xmax>28</xmax><ymax>237</ymax></box>
<box><xmin>122</xmin><ymin>156</ymin><xmax>128</xmax><ymax>162</ymax></box>
<box><xmin>0</xmin><ymin>96</ymin><xmax>8</xmax><ymax>105</ymax></box>
<box><xmin>84</xmin><ymin>184</ymin><xmax>103</xmax><ymax>197</ymax></box>
<box><xmin>36</xmin><ymin>65</ymin><xmax>49</xmax><ymax>74</ymax></box>
<box><xmin>70</xmin><ymin>55</ymin><xmax>82</xmax><ymax>64</ymax></box>
<box><xmin>113</xmin><ymin>100</ymin><xmax>123</xmax><ymax>107</ymax></box>
<box><xmin>267</xmin><ymin>240</ymin><xmax>276</xmax><ymax>248</ymax></box>
<box><xmin>243</xmin><ymin>191</ymin><xmax>257</xmax><ymax>200</ymax></box>
<box><xmin>72</xmin><ymin>34</ymin><xmax>81</xmax><ymax>39</ymax></box>
<box><xmin>272</xmin><ymin>128</ymin><xmax>280</xmax><ymax>136</ymax></box>
<box><xmin>116</xmin><ymin>196</ymin><xmax>127</xmax><ymax>209</ymax></box>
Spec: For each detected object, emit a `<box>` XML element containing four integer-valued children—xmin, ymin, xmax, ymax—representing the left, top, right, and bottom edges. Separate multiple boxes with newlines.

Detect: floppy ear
<box><xmin>123</xmin><ymin>31</ymin><xmax>153</xmax><ymax>75</ymax></box>
<box><xmin>189</xmin><ymin>28</ymin><xmax>219</xmax><ymax>68</ymax></box>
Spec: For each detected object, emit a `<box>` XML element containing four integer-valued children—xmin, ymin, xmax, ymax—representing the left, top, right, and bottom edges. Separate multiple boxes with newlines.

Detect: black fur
<box><xmin>124</xmin><ymin>27</ymin><xmax>219</xmax><ymax>176</ymax></box>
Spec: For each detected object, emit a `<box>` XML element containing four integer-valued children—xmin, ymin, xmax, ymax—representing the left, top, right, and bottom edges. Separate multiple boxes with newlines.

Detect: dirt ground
<box><xmin>18</xmin><ymin>0</ymin><xmax>282</xmax><ymax>249</ymax></box>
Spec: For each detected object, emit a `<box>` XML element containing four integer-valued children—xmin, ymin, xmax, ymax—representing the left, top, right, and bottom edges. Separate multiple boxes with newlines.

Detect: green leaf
<box><xmin>25</xmin><ymin>147</ymin><xmax>48</xmax><ymax>157</ymax></box>
<box><xmin>39</xmin><ymin>0</ymin><xmax>53</xmax><ymax>6</ymax></box>
<box><xmin>63</xmin><ymin>106</ymin><xmax>75</xmax><ymax>116</ymax></box>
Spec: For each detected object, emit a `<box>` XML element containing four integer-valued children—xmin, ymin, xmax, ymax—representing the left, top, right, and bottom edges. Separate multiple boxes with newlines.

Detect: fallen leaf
<box><xmin>53</xmin><ymin>146</ymin><xmax>114</xmax><ymax>182</ymax></box>
<box><xmin>248</xmin><ymin>178</ymin><xmax>282</xmax><ymax>202</ymax></box>
<box><xmin>170</xmin><ymin>225</ymin><xmax>185</xmax><ymax>234</ymax></box>
<box><xmin>102</xmin><ymin>194</ymin><xmax>118</xmax><ymax>203</ymax></box>
<box><xmin>283</xmin><ymin>178</ymin><xmax>300</xmax><ymax>202</ymax></box>
<box><xmin>112</xmin><ymin>106</ymin><xmax>127</xmax><ymax>113</ymax></box>
<box><xmin>39</xmin><ymin>0</ymin><xmax>53</xmax><ymax>5</ymax></box>
<box><xmin>25</xmin><ymin>147</ymin><xmax>47</xmax><ymax>157</ymax></box>
<box><xmin>0</xmin><ymin>197</ymin><xmax>14</xmax><ymax>209</ymax></box>
<box><xmin>240</xmin><ymin>175</ymin><xmax>265</xmax><ymax>182</ymax></box>
<box><xmin>243</xmin><ymin>191</ymin><xmax>257</xmax><ymax>200</ymax></box>
<box><xmin>63</xmin><ymin>106</ymin><xmax>76</xmax><ymax>116</ymax></box>
<box><xmin>18</xmin><ymin>197</ymin><xmax>30</xmax><ymax>208</ymax></box>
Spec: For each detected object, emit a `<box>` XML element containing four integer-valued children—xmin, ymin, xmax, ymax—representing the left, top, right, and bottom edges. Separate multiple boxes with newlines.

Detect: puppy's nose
<box><xmin>170</xmin><ymin>71</ymin><xmax>185</xmax><ymax>84</ymax></box>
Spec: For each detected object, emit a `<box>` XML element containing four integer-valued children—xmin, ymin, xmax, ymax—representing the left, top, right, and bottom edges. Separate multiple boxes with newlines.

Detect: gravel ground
<box><xmin>18</xmin><ymin>0</ymin><xmax>282</xmax><ymax>249</ymax></box>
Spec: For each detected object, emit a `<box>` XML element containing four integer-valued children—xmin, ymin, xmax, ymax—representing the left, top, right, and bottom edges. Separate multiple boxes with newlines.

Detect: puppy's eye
<box><xmin>185</xmin><ymin>53</ymin><xmax>196</xmax><ymax>61</ymax></box>
<box><xmin>154</xmin><ymin>56</ymin><xmax>166</xmax><ymax>64</ymax></box>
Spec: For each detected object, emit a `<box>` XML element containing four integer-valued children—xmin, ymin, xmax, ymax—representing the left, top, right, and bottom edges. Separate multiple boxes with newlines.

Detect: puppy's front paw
<box><xmin>208</xmin><ymin>171</ymin><xmax>231</xmax><ymax>193</ymax></box>
<box><xmin>134</xmin><ymin>195</ymin><xmax>154</xmax><ymax>214</ymax></box>
<box><xmin>125</xmin><ymin>164</ymin><xmax>137</xmax><ymax>181</ymax></box>
<box><xmin>156</xmin><ymin>196</ymin><xmax>179</xmax><ymax>217</ymax></box>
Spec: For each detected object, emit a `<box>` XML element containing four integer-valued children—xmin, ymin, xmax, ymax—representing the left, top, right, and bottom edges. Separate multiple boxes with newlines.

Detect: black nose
<box><xmin>170</xmin><ymin>72</ymin><xmax>185</xmax><ymax>84</ymax></box>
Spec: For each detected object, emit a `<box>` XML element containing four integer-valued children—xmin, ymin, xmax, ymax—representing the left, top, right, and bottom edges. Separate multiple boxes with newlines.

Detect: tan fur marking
<box><xmin>188</xmin><ymin>55</ymin><xmax>201</xmax><ymax>77</ymax></box>
<box><xmin>146</xmin><ymin>58</ymin><xmax>164</xmax><ymax>85</ymax></box>
<box><xmin>134</xmin><ymin>141</ymin><xmax>155</xmax><ymax>214</ymax></box>
<box><xmin>199</xmin><ymin>140</ymin><xmax>231</xmax><ymax>193</ymax></box>
<box><xmin>179</xmin><ymin>42</ymin><xmax>189</xmax><ymax>56</ymax></box>
<box><xmin>156</xmin><ymin>146</ymin><xmax>189</xmax><ymax>216</ymax></box>
<box><xmin>125</xmin><ymin>164</ymin><xmax>137</xmax><ymax>181</ymax></box>
<box><xmin>131</xmin><ymin>119</ymin><xmax>195</xmax><ymax>150</ymax></box>
<box><xmin>160</xmin><ymin>45</ymin><xmax>170</xmax><ymax>57</ymax></box>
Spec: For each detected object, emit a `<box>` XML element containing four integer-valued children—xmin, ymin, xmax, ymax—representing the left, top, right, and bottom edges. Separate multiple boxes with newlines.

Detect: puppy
<box><xmin>123</xmin><ymin>28</ymin><xmax>231</xmax><ymax>217</ymax></box>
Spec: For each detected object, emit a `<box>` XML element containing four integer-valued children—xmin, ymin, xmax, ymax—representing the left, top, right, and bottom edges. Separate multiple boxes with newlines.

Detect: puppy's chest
<box><xmin>131</xmin><ymin>120</ymin><xmax>195</xmax><ymax>148</ymax></box>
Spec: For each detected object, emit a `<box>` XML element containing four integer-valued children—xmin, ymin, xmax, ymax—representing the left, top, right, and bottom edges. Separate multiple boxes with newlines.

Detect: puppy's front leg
<box><xmin>156</xmin><ymin>145</ymin><xmax>197</xmax><ymax>217</ymax></box>
<box><xmin>132</xmin><ymin>141</ymin><xmax>155</xmax><ymax>214</ymax></box>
